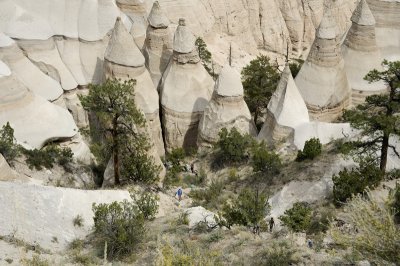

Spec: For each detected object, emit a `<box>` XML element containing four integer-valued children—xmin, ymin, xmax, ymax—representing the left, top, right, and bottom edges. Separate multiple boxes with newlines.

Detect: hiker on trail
<box><xmin>269</xmin><ymin>217</ymin><xmax>275</xmax><ymax>232</ymax></box>
<box><xmin>176</xmin><ymin>187</ymin><xmax>183</xmax><ymax>201</ymax></box>
<box><xmin>307</xmin><ymin>239</ymin><xmax>313</xmax><ymax>249</ymax></box>
<box><xmin>253</xmin><ymin>224</ymin><xmax>260</xmax><ymax>235</ymax></box>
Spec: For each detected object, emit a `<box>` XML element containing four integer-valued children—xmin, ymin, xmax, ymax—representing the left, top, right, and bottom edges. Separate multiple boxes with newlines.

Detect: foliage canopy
<box><xmin>241</xmin><ymin>55</ymin><xmax>280</xmax><ymax>128</ymax></box>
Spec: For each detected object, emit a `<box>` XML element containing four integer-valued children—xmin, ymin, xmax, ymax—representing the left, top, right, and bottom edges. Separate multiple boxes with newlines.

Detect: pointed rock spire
<box><xmin>173</xmin><ymin>18</ymin><xmax>195</xmax><ymax>54</ymax></box>
<box><xmin>259</xmin><ymin>63</ymin><xmax>309</xmax><ymax>144</ymax></box>
<box><xmin>148</xmin><ymin>1</ymin><xmax>169</xmax><ymax>29</ymax></box>
<box><xmin>351</xmin><ymin>0</ymin><xmax>375</xmax><ymax>26</ymax></box>
<box><xmin>268</xmin><ymin>63</ymin><xmax>309</xmax><ymax>127</ymax></box>
<box><xmin>104</xmin><ymin>17</ymin><xmax>145</xmax><ymax>67</ymax></box>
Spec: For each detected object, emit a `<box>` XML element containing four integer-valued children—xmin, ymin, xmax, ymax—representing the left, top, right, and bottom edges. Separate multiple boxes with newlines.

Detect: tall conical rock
<box><xmin>104</xmin><ymin>18</ymin><xmax>165</xmax><ymax>158</ymax></box>
<box><xmin>144</xmin><ymin>1</ymin><xmax>173</xmax><ymax>88</ymax></box>
<box><xmin>295</xmin><ymin>7</ymin><xmax>351</xmax><ymax>122</ymax></box>
<box><xmin>116</xmin><ymin>0</ymin><xmax>147</xmax><ymax>49</ymax></box>
<box><xmin>366</xmin><ymin>0</ymin><xmax>400</xmax><ymax>60</ymax></box>
<box><xmin>198</xmin><ymin>65</ymin><xmax>257</xmax><ymax>148</ymax></box>
<box><xmin>258</xmin><ymin>63</ymin><xmax>309</xmax><ymax>144</ymax></box>
<box><xmin>160</xmin><ymin>19</ymin><xmax>213</xmax><ymax>152</ymax></box>
<box><xmin>343</xmin><ymin>0</ymin><xmax>386</xmax><ymax>106</ymax></box>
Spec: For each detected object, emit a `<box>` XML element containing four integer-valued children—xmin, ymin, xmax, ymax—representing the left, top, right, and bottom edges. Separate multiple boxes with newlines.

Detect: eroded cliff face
<box><xmin>147</xmin><ymin>0</ymin><xmax>358</xmax><ymax>62</ymax></box>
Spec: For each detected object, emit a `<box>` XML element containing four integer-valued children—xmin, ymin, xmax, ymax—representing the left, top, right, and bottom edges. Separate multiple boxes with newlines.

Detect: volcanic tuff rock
<box><xmin>0</xmin><ymin>34</ymin><xmax>64</xmax><ymax>101</ymax></box>
<box><xmin>258</xmin><ymin>63</ymin><xmax>310</xmax><ymax>145</ymax></box>
<box><xmin>116</xmin><ymin>0</ymin><xmax>148</xmax><ymax>49</ymax></box>
<box><xmin>0</xmin><ymin>154</ymin><xmax>22</xmax><ymax>182</ymax></box>
<box><xmin>144</xmin><ymin>1</ymin><xmax>173</xmax><ymax>88</ymax></box>
<box><xmin>104</xmin><ymin>18</ymin><xmax>165</xmax><ymax>157</ymax></box>
<box><xmin>343</xmin><ymin>0</ymin><xmax>386</xmax><ymax>105</ymax></box>
<box><xmin>198</xmin><ymin>65</ymin><xmax>257</xmax><ymax>148</ymax></box>
<box><xmin>0</xmin><ymin>72</ymin><xmax>77</xmax><ymax>149</ymax></box>
<box><xmin>160</xmin><ymin>19</ymin><xmax>213</xmax><ymax>152</ymax></box>
<box><xmin>295</xmin><ymin>6</ymin><xmax>351</xmax><ymax>122</ymax></box>
<box><xmin>0</xmin><ymin>182</ymin><xmax>130</xmax><ymax>251</ymax></box>
<box><xmin>367</xmin><ymin>0</ymin><xmax>400</xmax><ymax>60</ymax></box>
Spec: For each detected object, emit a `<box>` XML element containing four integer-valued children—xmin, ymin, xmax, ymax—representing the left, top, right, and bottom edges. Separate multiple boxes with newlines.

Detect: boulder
<box><xmin>104</xmin><ymin>18</ymin><xmax>165</xmax><ymax>157</ymax></box>
<box><xmin>268</xmin><ymin>157</ymin><xmax>355</xmax><ymax>228</ymax></box>
<box><xmin>0</xmin><ymin>181</ymin><xmax>130</xmax><ymax>251</ymax></box>
<box><xmin>198</xmin><ymin>65</ymin><xmax>257</xmax><ymax>147</ymax></box>
<box><xmin>160</xmin><ymin>19</ymin><xmax>213</xmax><ymax>152</ymax></box>
<box><xmin>343</xmin><ymin>0</ymin><xmax>387</xmax><ymax>106</ymax></box>
<box><xmin>0</xmin><ymin>73</ymin><xmax>77</xmax><ymax>149</ymax></box>
<box><xmin>185</xmin><ymin>206</ymin><xmax>217</xmax><ymax>229</ymax></box>
<box><xmin>144</xmin><ymin>1</ymin><xmax>173</xmax><ymax>88</ymax></box>
<box><xmin>295</xmin><ymin>6</ymin><xmax>351</xmax><ymax>122</ymax></box>
<box><xmin>258</xmin><ymin>63</ymin><xmax>309</xmax><ymax>145</ymax></box>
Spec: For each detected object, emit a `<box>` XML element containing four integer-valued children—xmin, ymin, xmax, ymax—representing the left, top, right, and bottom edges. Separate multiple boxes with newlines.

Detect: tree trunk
<box><xmin>254</xmin><ymin>108</ymin><xmax>259</xmax><ymax>128</ymax></box>
<box><xmin>380</xmin><ymin>133</ymin><xmax>389</xmax><ymax>173</ymax></box>
<box><xmin>112</xmin><ymin>118</ymin><xmax>120</xmax><ymax>185</ymax></box>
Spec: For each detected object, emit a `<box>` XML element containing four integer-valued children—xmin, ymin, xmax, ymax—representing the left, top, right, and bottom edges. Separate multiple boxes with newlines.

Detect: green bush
<box><xmin>159</xmin><ymin>243</ymin><xmax>222</xmax><ymax>266</ymax></box>
<box><xmin>251</xmin><ymin>141</ymin><xmax>281</xmax><ymax>174</ymax></box>
<box><xmin>332</xmin><ymin>160</ymin><xmax>383</xmax><ymax>206</ymax></box>
<box><xmin>0</xmin><ymin>122</ymin><xmax>19</xmax><ymax>165</ymax></box>
<box><xmin>254</xmin><ymin>241</ymin><xmax>296</xmax><ymax>266</ymax></box>
<box><xmin>307</xmin><ymin>209</ymin><xmax>334</xmax><ymax>235</ymax></box>
<box><xmin>391</xmin><ymin>184</ymin><xmax>400</xmax><ymax>222</ymax></box>
<box><xmin>21</xmin><ymin>255</ymin><xmax>49</xmax><ymax>266</ymax></box>
<box><xmin>190</xmin><ymin>179</ymin><xmax>224</xmax><ymax>209</ymax></box>
<box><xmin>131</xmin><ymin>190</ymin><xmax>159</xmax><ymax>221</ymax></box>
<box><xmin>175</xmin><ymin>211</ymin><xmax>189</xmax><ymax>226</ymax></box>
<box><xmin>23</xmin><ymin>145</ymin><xmax>73</xmax><ymax>171</ymax></box>
<box><xmin>92</xmin><ymin>200</ymin><xmax>145</xmax><ymax>260</ymax></box>
<box><xmin>214</xmin><ymin>127</ymin><xmax>253</xmax><ymax>166</ymax></box>
<box><xmin>279</xmin><ymin>202</ymin><xmax>312</xmax><ymax>233</ymax></box>
<box><xmin>216</xmin><ymin>188</ymin><xmax>270</xmax><ymax>230</ymax></box>
<box><xmin>296</xmin><ymin>138</ymin><xmax>322</xmax><ymax>161</ymax></box>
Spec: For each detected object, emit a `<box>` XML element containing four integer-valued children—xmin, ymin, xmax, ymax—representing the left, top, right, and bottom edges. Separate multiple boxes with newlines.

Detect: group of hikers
<box><xmin>253</xmin><ymin>217</ymin><xmax>275</xmax><ymax>235</ymax></box>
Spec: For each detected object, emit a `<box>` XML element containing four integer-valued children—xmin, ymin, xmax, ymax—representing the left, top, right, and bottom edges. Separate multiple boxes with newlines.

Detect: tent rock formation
<box><xmin>343</xmin><ymin>0</ymin><xmax>387</xmax><ymax>106</ymax></box>
<box><xmin>295</xmin><ymin>7</ymin><xmax>351</xmax><ymax>122</ymax></box>
<box><xmin>160</xmin><ymin>19</ymin><xmax>213</xmax><ymax>152</ymax></box>
<box><xmin>198</xmin><ymin>65</ymin><xmax>257</xmax><ymax>148</ymax></box>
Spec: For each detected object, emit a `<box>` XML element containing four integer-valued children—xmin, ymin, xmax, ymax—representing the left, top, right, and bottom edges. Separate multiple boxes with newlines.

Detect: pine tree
<box><xmin>79</xmin><ymin>78</ymin><xmax>159</xmax><ymax>185</ymax></box>
<box><xmin>342</xmin><ymin>60</ymin><xmax>400</xmax><ymax>173</ymax></box>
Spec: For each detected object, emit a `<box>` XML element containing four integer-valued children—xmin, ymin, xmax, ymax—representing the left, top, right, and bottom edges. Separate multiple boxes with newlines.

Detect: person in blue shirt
<box><xmin>176</xmin><ymin>187</ymin><xmax>183</xmax><ymax>201</ymax></box>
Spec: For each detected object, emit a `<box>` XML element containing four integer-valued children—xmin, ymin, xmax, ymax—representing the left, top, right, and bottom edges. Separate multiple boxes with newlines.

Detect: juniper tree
<box><xmin>241</xmin><ymin>55</ymin><xmax>280</xmax><ymax>128</ymax></box>
<box><xmin>342</xmin><ymin>60</ymin><xmax>400</xmax><ymax>173</ymax></box>
<box><xmin>195</xmin><ymin>37</ymin><xmax>216</xmax><ymax>79</ymax></box>
<box><xmin>0</xmin><ymin>122</ymin><xmax>19</xmax><ymax>164</ymax></box>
